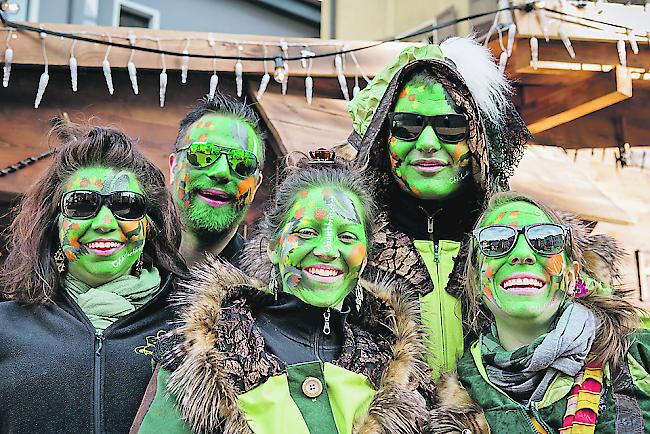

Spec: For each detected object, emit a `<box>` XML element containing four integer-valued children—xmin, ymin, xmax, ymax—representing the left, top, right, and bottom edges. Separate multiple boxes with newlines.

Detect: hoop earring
<box><xmin>269</xmin><ymin>267</ymin><xmax>278</xmax><ymax>300</ymax></box>
<box><xmin>355</xmin><ymin>280</ymin><xmax>364</xmax><ymax>312</ymax></box>
<box><xmin>54</xmin><ymin>247</ymin><xmax>66</xmax><ymax>274</ymax></box>
<box><xmin>132</xmin><ymin>257</ymin><xmax>143</xmax><ymax>277</ymax></box>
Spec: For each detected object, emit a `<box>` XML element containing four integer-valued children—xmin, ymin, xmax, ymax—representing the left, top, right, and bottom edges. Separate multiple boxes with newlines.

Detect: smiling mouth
<box><xmin>303</xmin><ymin>265</ymin><xmax>344</xmax><ymax>283</ymax></box>
<box><xmin>85</xmin><ymin>240</ymin><xmax>125</xmax><ymax>256</ymax></box>
<box><xmin>410</xmin><ymin>159</ymin><xmax>449</xmax><ymax>173</ymax></box>
<box><xmin>500</xmin><ymin>275</ymin><xmax>547</xmax><ymax>294</ymax></box>
<box><xmin>197</xmin><ymin>189</ymin><xmax>233</xmax><ymax>207</ymax></box>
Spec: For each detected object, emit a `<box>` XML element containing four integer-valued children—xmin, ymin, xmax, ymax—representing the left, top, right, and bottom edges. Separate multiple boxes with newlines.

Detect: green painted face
<box><xmin>389</xmin><ymin>79</ymin><xmax>471</xmax><ymax>200</ymax></box>
<box><xmin>171</xmin><ymin>114</ymin><xmax>263</xmax><ymax>233</ymax></box>
<box><xmin>274</xmin><ymin>185</ymin><xmax>368</xmax><ymax>308</ymax></box>
<box><xmin>478</xmin><ymin>201</ymin><xmax>569</xmax><ymax>327</ymax></box>
<box><xmin>58</xmin><ymin>166</ymin><xmax>148</xmax><ymax>287</ymax></box>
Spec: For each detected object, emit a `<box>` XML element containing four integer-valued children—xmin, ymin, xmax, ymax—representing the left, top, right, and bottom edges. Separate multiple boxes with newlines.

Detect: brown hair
<box><xmin>1</xmin><ymin>124</ymin><xmax>187</xmax><ymax>303</ymax></box>
<box><xmin>464</xmin><ymin>191</ymin><xmax>639</xmax><ymax>367</ymax></box>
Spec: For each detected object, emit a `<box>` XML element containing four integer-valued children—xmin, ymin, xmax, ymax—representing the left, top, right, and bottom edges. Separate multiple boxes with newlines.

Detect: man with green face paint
<box><xmin>170</xmin><ymin>93</ymin><xmax>265</xmax><ymax>266</ymax></box>
<box><xmin>347</xmin><ymin>38</ymin><xmax>531</xmax><ymax>379</ymax></box>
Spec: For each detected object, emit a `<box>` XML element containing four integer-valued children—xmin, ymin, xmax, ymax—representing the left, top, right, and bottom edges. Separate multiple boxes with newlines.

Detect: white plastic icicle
<box><xmin>628</xmin><ymin>30</ymin><xmax>639</xmax><ymax>55</ymax></box>
<box><xmin>127</xmin><ymin>32</ymin><xmax>139</xmax><ymax>95</ymax></box>
<box><xmin>304</xmin><ymin>49</ymin><xmax>315</xmax><ymax>104</ymax></box>
<box><xmin>498</xmin><ymin>51</ymin><xmax>508</xmax><ymax>74</ymax></box>
<box><xmin>536</xmin><ymin>8</ymin><xmax>550</xmax><ymax>42</ymax></box>
<box><xmin>617</xmin><ymin>39</ymin><xmax>627</xmax><ymax>67</ymax></box>
<box><xmin>353</xmin><ymin>67</ymin><xmax>360</xmax><ymax>98</ymax></box>
<box><xmin>235</xmin><ymin>45</ymin><xmax>243</xmax><ymax>97</ymax></box>
<box><xmin>157</xmin><ymin>39</ymin><xmax>167</xmax><ymax>108</ymax></box>
<box><xmin>102</xmin><ymin>35</ymin><xmax>114</xmax><ymax>95</ymax></box>
<box><xmin>530</xmin><ymin>37</ymin><xmax>539</xmax><ymax>70</ymax></box>
<box><xmin>69</xmin><ymin>39</ymin><xmax>78</xmax><ymax>92</ymax></box>
<box><xmin>181</xmin><ymin>38</ymin><xmax>190</xmax><ymax>84</ymax></box>
<box><xmin>506</xmin><ymin>23</ymin><xmax>516</xmax><ymax>57</ymax></box>
<box><xmin>335</xmin><ymin>51</ymin><xmax>349</xmax><ymax>101</ymax></box>
<box><xmin>256</xmin><ymin>45</ymin><xmax>271</xmax><ymax>99</ymax></box>
<box><xmin>3</xmin><ymin>29</ymin><xmax>14</xmax><ymax>88</ymax></box>
<box><xmin>208</xmin><ymin>34</ymin><xmax>219</xmax><ymax>99</ymax></box>
<box><xmin>280</xmin><ymin>40</ymin><xmax>289</xmax><ymax>95</ymax></box>
<box><xmin>34</xmin><ymin>31</ymin><xmax>49</xmax><ymax>109</ymax></box>
<box><xmin>558</xmin><ymin>26</ymin><xmax>576</xmax><ymax>59</ymax></box>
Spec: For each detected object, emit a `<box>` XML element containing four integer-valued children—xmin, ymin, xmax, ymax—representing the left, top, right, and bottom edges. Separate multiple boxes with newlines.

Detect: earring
<box><xmin>54</xmin><ymin>247</ymin><xmax>66</xmax><ymax>274</ymax></box>
<box><xmin>355</xmin><ymin>280</ymin><xmax>364</xmax><ymax>312</ymax></box>
<box><xmin>133</xmin><ymin>257</ymin><xmax>143</xmax><ymax>277</ymax></box>
<box><xmin>268</xmin><ymin>267</ymin><xmax>278</xmax><ymax>300</ymax></box>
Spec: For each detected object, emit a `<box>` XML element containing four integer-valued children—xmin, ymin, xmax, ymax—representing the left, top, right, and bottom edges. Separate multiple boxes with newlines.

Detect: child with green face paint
<box><xmin>347</xmin><ymin>38</ymin><xmax>531</xmax><ymax>380</ymax></box>
<box><xmin>436</xmin><ymin>192</ymin><xmax>650</xmax><ymax>433</ymax></box>
<box><xmin>133</xmin><ymin>157</ymin><xmax>437</xmax><ymax>434</ymax></box>
<box><xmin>169</xmin><ymin>93</ymin><xmax>265</xmax><ymax>267</ymax></box>
<box><xmin>0</xmin><ymin>125</ymin><xmax>186</xmax><ymax>434</ymax></box>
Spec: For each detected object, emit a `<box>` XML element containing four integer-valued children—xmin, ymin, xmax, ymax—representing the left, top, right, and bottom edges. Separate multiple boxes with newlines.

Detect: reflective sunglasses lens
<box><xmin>526</xmin><ymin>224</ymin><xmax>566</xmax><ymax>255</ymax></box>
<box><xmin>107</xmin><ymin>192</ymin><xmax>147</xmax><ymax>220</ymax></box>
<box><xmin>186</xmin><ymin>143</ymin><xmax>216</xmax><ymax>168</ymax></box>
<box><xmin>227</xmin><ymin>149</ymin><xmax>257</xmax><ymax>177</ymax></box>
<box><xmin>390</xmin><ymin>113</ymin><xmax>423</xmax><ymax>141</ymax></box>
<box><xmin>478</xmin><ymin>226</ymin><xmax>517</xmax><ymax>257</ymax></box>
<box><xmin>434</xmin><ymin>115</ymin><xmax>468</xmax><ymax>143</ymax></box>
<box><xmin>61</xmin><ymin>191</ymin><xmax>101</xmax><ymax>219</ymax></box>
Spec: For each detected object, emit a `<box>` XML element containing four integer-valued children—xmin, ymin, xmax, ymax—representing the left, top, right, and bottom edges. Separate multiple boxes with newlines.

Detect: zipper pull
<box><xmin>427</xmin><ymin>216</ymin><xmax>434</xmax><ymax>236</ymax></box>
<box><xmin>95</xmin><ymin>332</ymin><xmax>105</xmax><ymax>356</ymax></box>
<box><xmin>323</xmin><ymin>308</ymin><xmax>331</xmax><ymax>335</ymax></box>
<box><xmin>434</xmin><ymin>242</ymin><xmax>440</xmax><ymax>264</ymax></box>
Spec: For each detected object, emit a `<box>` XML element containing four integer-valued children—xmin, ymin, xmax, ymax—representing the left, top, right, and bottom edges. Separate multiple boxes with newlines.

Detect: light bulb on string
<box><xmin>273</xmin><ymin>55</ymin><xmax>286</xmax><ymax>83</ymax></box>
<box><xmin>3</xmin><ymin>29</ymin><xmax>14</xmax><ymax>88</ymax></box>
<box><xmin>498</xmin><ymin>50</ymin><xmax>508</xmax><ymax>73</ymax></box>
<box><xmin>157</xmin><ymin>39</ymin><xmax>167</xmax><ymax>108</ymax></box>
<box><xmin>335</xmin><ymin>51</ymin><xmax>349</xmax><ymax>101</ymax></box>
<box><xmin>34</xmin><ymin>30</ymin><xmax>49</xmax><ymax>109</ymax></box>
<box><xmin>127</xmin><ymin>32</ymin><xmax>138</xmax><ymax>95</ymax></box>
<box><xmin>235</xmin><ymin>45</ymin><xmax>243</xmax><ymax>97</ymax></box>
<box><xmin>506</xmin><ymin>23</ymin><xmax>516</xmax><ymax>57</ymax></box>
<box><xmin>303</xmin><ymin>49</ymin><xmax>315</xmax><ymax>104</ymax></box>
<box><xmin>257</xmin><ymin>44</ymin><xmax>270</xmax><ymax>99</ymax></box>
<box><xmin>181</xmin><ymin>38</ymin><xmax>190</xmax><ymax>84</ymax></box>
<box><xmin>102</xmin><ymin>34</ymin><xmax>114</xmax><ymax>95</ymax></box>
<box><xmin>69</xmin><ymin>38</ymin><xmax>78</xmax><ymax>92</ymax></box>
<box><xmin>280</xmin><ymin>40</ymin><xmax>289</xmax><ymax>95</ymax></box>
<box><xmin>208</xmin><ymin>34</ymin><xmax>219</xmax><ymax>99</ymax></box>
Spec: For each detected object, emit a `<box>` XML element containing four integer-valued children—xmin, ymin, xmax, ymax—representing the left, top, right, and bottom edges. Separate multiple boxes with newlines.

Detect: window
<box><xmin>112</xmin><ymin>0</ymin><xmax>159</xmax><ymax>29</ymax></box>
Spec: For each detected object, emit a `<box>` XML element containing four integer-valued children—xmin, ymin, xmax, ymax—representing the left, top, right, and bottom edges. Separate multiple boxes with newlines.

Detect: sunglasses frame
<box><xmin>60</xmin><ymin>190</ymin><xmax>148</xmax><ymax>221</ymax></box>
<box><xmin>177</xmin><ymin>142</ymin><xmax>259</xmax><ymax>178</ymax></box>
<box><xmin>472</xmin><ymin>223</ymin><xmax>570</xmax><ymax>258</ymax></box>
<box><xmin>387</xmin><ymin>112</ymin><xmax>469</xmax><ymax>144</ymax></box>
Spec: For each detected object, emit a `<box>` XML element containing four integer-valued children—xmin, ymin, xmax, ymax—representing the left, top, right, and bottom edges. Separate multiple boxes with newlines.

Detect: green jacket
<box><xmin>457</xmin><ymin>331</ymin><xmax>650</xmax><ymax>433</ymax></box>
<box><xmin>132</xmin><ymin>259</ymin><xmax>432</xmax><ymax>434</ymax></box>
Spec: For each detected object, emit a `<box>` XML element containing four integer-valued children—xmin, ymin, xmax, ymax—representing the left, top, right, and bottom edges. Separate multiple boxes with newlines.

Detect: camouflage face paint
<box><xmin>171</xmin><ymin>114</ymin><xmax>262</xmax><ymax>233</ymax></box>
<box><xmin>477</xmin><ymin>201</ymin><xmax>568</xmax><ymax>327</ymax></box>
<box><xmin>58</xmin><ymin>166</ymin><xmax>148</xmax><ymax>287</ymax></box>
<box><xmin>388</xmin><ymin>79</ymin><xmax>471</xmax><ymax>200</ymax></box>
<box><xmin>274</xmin><ymin>185</ymin><xmax>368</xmax><ymax>308</ymax></box>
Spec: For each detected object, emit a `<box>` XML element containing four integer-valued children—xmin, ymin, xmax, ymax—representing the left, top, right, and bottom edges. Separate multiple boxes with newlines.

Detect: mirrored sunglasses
<box><xmin>472</xmin><ymin>223</ymin><xmax>569</xmax><ymax>258</ymax></box>
<box><xmin>388</xmin><ymin>112</ymin><xmax>469</xmax><ymax>143</ymax></box>
<box><xmin>178</xmin><ymin>142</ymin><xmax>258</xmax><ymax>178</ymax></box>
<box><xmin>60</xmin><ymin>190</ymin><xmax>147</xmax><ymax>221</ymax></box>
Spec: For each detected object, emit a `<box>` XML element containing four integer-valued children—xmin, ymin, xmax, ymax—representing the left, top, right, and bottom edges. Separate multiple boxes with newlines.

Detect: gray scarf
<box><xmin>481</xmin><ymin>302</ymin><xmax>597</xmax><ymax>406</ymax></box>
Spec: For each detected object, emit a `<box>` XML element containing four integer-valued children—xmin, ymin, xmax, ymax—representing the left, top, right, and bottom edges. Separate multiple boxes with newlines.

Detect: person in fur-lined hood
<box><xmin>131</xmin><ymin>156</ymin><xmax>440</xmax><ymax>434</ymax></box>
<box><xmin>434</xmin><ymin>191</ymin><xmax>650</xmax><ymax>433</ymax></box>
<box><xmin>343</xmin><ymin>37</ymin><xmax>531</xmax><ymax>379</ymax></box>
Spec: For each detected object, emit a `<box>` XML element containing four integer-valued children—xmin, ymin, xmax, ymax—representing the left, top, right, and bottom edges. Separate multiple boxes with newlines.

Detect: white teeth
<box><xmin>502</xmin><ymin>277</ymin><xmax>544</xmax><ymax>289</ymax></box>
<box><xmin>87</xmin><ymin>241</ymin><xmax>122</xmax><ymax>249</ymax></box>
<box><xmin>307</xmin><ymin>267</ymin><xmax>339</xmax><ymax>277</ymax></box>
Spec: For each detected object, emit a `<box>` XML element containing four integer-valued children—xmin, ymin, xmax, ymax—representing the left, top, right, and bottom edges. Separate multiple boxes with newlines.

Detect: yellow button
<box><xmin>301</xmin><ymin>377</ymin><xmax>323</xmax><ymax>398</ymax></box>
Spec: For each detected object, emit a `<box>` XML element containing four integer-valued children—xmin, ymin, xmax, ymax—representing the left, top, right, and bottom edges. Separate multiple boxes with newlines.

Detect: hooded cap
<box><xmin>347</xmin><ymin>38</ymin><xmax>531</xmax><ymax>196</ymax></box>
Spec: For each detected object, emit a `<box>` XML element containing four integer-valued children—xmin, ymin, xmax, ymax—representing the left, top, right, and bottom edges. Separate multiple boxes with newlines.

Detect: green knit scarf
<box><xmin>64</xmin><ymin>267</ymin><xmax>162</xmax><ymax>331</ymax></box>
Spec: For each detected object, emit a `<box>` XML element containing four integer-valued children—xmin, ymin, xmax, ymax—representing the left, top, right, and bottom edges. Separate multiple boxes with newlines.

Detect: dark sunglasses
<box><xmin>472</xmin><ymin>223</ymin><xmax>570</xmax><ymax>258</ymax></box>
<box><xmin>388</xmin><ymin>112</ymin><xmax>469</xmax><ymax>143</ymax></box>
<box><xmin>60</xmin><ymin>190</ymin><xmax>147</xmax><ymax>221</ymax></box>
<box><xmin>178</xmin><ymin>142</ymin><xmax>259</xmax><ymax>178</ymax></box>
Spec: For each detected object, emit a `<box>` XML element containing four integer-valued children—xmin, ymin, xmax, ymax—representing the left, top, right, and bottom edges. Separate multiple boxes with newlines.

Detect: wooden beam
<box><xmin>521</xmin><ymin>66</ymin><xmax>632</xmax><ymax>134</ymax></box>
<box><xmin>1</xmin><ymin>21</ymin><xmax>411</xmax><ymax>78</ymax></box>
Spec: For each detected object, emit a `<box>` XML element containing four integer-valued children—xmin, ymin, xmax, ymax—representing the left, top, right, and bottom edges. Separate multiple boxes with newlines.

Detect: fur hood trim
<box><xmin>165</xmin><ymin>256</ymin><xmax>430</xmax><ymax>434</ymax></box>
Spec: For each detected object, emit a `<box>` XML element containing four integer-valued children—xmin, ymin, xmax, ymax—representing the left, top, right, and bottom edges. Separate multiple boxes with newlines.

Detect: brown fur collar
<box><xmin>165</xmin><ymin>256</ymin><xmax>431</xmax><ymax>434</ymax></box>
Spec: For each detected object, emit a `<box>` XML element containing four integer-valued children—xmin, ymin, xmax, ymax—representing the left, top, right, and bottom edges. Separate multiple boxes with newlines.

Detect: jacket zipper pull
<box><xmin>427</xmin><ymin>216</ymin><xmax>434</xmax><ymax>239</ymax></box>
<box><xmin>323</xmin><ymin>308</ymin><xmax>331</xmax><ymax>335</ymax></box>
<box><xmin>95</xmin><ymin>332</ymin><xmax>105</xmax><ymax>356</ymax></box>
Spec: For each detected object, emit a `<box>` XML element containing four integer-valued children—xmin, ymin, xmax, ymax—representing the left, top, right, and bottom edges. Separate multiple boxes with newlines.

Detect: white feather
<box><xmin>440</xmin><ymin>37</ymin><xmax>512</xmax><ymax>126</ymax></box>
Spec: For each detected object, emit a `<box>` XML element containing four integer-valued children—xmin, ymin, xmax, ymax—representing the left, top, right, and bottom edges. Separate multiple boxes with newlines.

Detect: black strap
<box><xmin>611</xmin><ymin>360</ymin><xmax>643</xmax><ymax>434</ymax></box>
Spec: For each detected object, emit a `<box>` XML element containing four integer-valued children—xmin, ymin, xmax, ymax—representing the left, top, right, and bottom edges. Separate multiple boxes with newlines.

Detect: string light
<box><xmin>530</xmin><ymin>37</ymin><xmax>539</xmax><ymax>70</ymax></box>
<box><xmin>69</xmin><ymin>38</ymin><xmax>78</xmax><ymax>92</ymax></box>
<box><xmin>256</xmin><ymin>44</ymin><xmax>270</xmax><ymax>99</ymax></box>
<box><xmin>157</xmin><ymin>39</ymin><xmax>167</xmax><ymax>108</ymax></box>
<box><xmin>34</xmin><ymin>29</ymin><xmax>49</xmax><ymax>109</ymax></box>
<box><xmin>335</xmin><ymin>51</ymin><xmax>349</xmax><ymax>101</ymax></box>
<box><xmin>558</xmin><ymin>25</ymin><xmax>576</xmax><ymax>59</ymax></box>
<box><xmin>208</xmin><ymin>33</ymin><xmax>219</xmax><ymax>99</ymax></box>
<box><xmin>617</xmin><ymin>38</ymin><xmax>626</xmax><ymax>67</ymax></box>
<box><xmin>303</xmin><ymin>49</ymin><xmax>315</xmax><ymax>104</ymax></box>
<box><xmin>181</xmin><ymin>38</ymin><xmax>190</xmax><ymax>84</ymax></box>
<box><xmin>280</xmin><ymin>40</ymin><xmax>289</xmax><ymax>95</ymax></box>
<box><xmin>536</xmin><ymin>7</ymin><xmax>550</xmax><ymax>42</ymax></box>
<box><xmin>127</xmin><ymin>32</ymin><xmax>139</xmax><ymax>95</ymax></box>
<box><xmin>235</xmin><ymin>44</ymin><xmax>243</xmax><ymax>97</ymax></box>
<box><xmin>2</xmin><ymin>29</ymin><xmax>13</xmax><ymax>88</ymax></box>
<box><xmin>273</xmin><ymin>55</ymin><xmax>286</xmax><ymax>83</ymax></box>
<box><xmin>102</xmin><ymin>34</ymin><xmax>114</xmax><ymax>95</ymax></box>
<box><xmin>506</xmin><ymin>23</ymin><xmax>517</xmax><ymax>57</ymax></box>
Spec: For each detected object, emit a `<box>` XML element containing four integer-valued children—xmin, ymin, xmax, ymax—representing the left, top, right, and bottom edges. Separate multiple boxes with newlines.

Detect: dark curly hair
<box><xmin>1</xmin><ymin>124</ymin><xmax>187</xmax><ymax>303</ymax></box>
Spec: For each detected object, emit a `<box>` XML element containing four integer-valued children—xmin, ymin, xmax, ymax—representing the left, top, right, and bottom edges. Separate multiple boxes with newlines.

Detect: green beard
<box><xmin>180</xmin><ymin>177</ymin><xmax>245</xmax><ymax>233</ymax></box>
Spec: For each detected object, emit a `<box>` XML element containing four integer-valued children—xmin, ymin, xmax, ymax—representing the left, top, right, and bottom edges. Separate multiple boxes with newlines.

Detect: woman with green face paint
<box><xmin>346</xmin><ymin>38</ymin><xmax>532</xmax><ymax>380</ymax></box>
<box><xmin>133</xmin><ymin>156</ymin><xmax>438</xmax><ymax>434</ymax></box>
<box><xmin>436</xmin><ymin>192</ymin><xmax>650</xmax><ymax>433</ymax></box>
<box><xmin>0</xmin><ymin>125</ymin><xmax>186</xmax><ymax>434</ymax></box>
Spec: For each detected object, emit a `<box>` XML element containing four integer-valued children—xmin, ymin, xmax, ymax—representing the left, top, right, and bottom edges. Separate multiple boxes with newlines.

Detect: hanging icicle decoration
<box><xmin>102</xmin><ymin>34</ymin><xmax>114</xmax><ymax>95</ymax></box>
<box><xmin>506</xmin><ymin>23</ymin><xmax>517</xmax><ymax>57</ymax></box>
<box><xmin>127</xmin><ymin>32</ymin><xmax>139</xmax><ymax>95</ymax></box>
<box><xmin>3</xmin><ymin>29</ymin><xmax>14</xmax><ymax>88</ymax></box>
<box><xmin>235</xmin><ymin>45</ymin><xmax>243</xmax><ymax>97</ymax></box>
<box><xmin>335</xmin><ymin>51</ymin><xmax>349</xmax><ymax>101</ymax></box>
<box><xmin>69</xmin><ymin>38</ymin><xmax>78</xmax><ymax>92</ymax></box>
<box><xmin>497</xmin><ymin>26</ymin><xmax>508</xmax><ymax>73</ymax></box>
<box><xmin>304</xmin><ymin>49</ymin><xmax>315</xmax><ymax>104</ymax></box>
<box><xmin>617</xmin><ymin>38</ymin><xmax>627</xmax><ymax>67</ymax></box>
<box><xmin>280</xmin><ymin>39</ymin><xmax>289</xmax><ymax>95</ymax></box>
<box><xmin>536</xmin><ymin>8</ymin><xmax>550</xmax><ymax>42</ymax></box>
<box><xmin>256</xmin><ymin>44</ymin><xmax>271</xmax><ymax>99</ymax></box>
<box><xmin>353</xmin><ymin>65</ymin><xmax>360</xmax><ymax>98</ymax></box>
<box><xmin>208</xmin><ymin>33</ymin><xmax>219</xmax><ymax>99</ymax></box>
<box><xmin>627</xmin><ymin>29</ymin><xmax>639</xmax><ymax>55</ymax></box>
<box><xmin>157</xmin><ymin>39</ymin><xmax>167</xmax><ymax>108</ymax></box>
<box><xmin>558</xmin><ymin>26</ymin><xmax>576</xmax><ymax>59</ymax></box>
<box><xmin>530</xmin><ymin>37</ymin><xmax>539</xmax><ymax>70</ymax></box>
<box><xmin>181</xmin><ymin>38</ymin><xmax>190</xmax><ymax>84</ymax></box>
<box><xmin>34</xmin><ymin>31</ymin><xmax>49</xmax><ymax>109</ymax></box>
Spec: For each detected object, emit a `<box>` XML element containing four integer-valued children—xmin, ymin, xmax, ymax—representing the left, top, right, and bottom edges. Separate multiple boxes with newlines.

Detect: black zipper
<box><xmin>94</xmin><ymin>331</ymin><xmax>105</xmax><ymax>433</ymax></box>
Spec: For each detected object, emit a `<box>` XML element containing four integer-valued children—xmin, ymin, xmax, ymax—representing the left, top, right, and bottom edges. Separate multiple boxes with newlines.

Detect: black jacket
<box><xmin>0</xmin><ymin>273</ymin><xmax>176</xmax><ymax>434</ymax></box>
